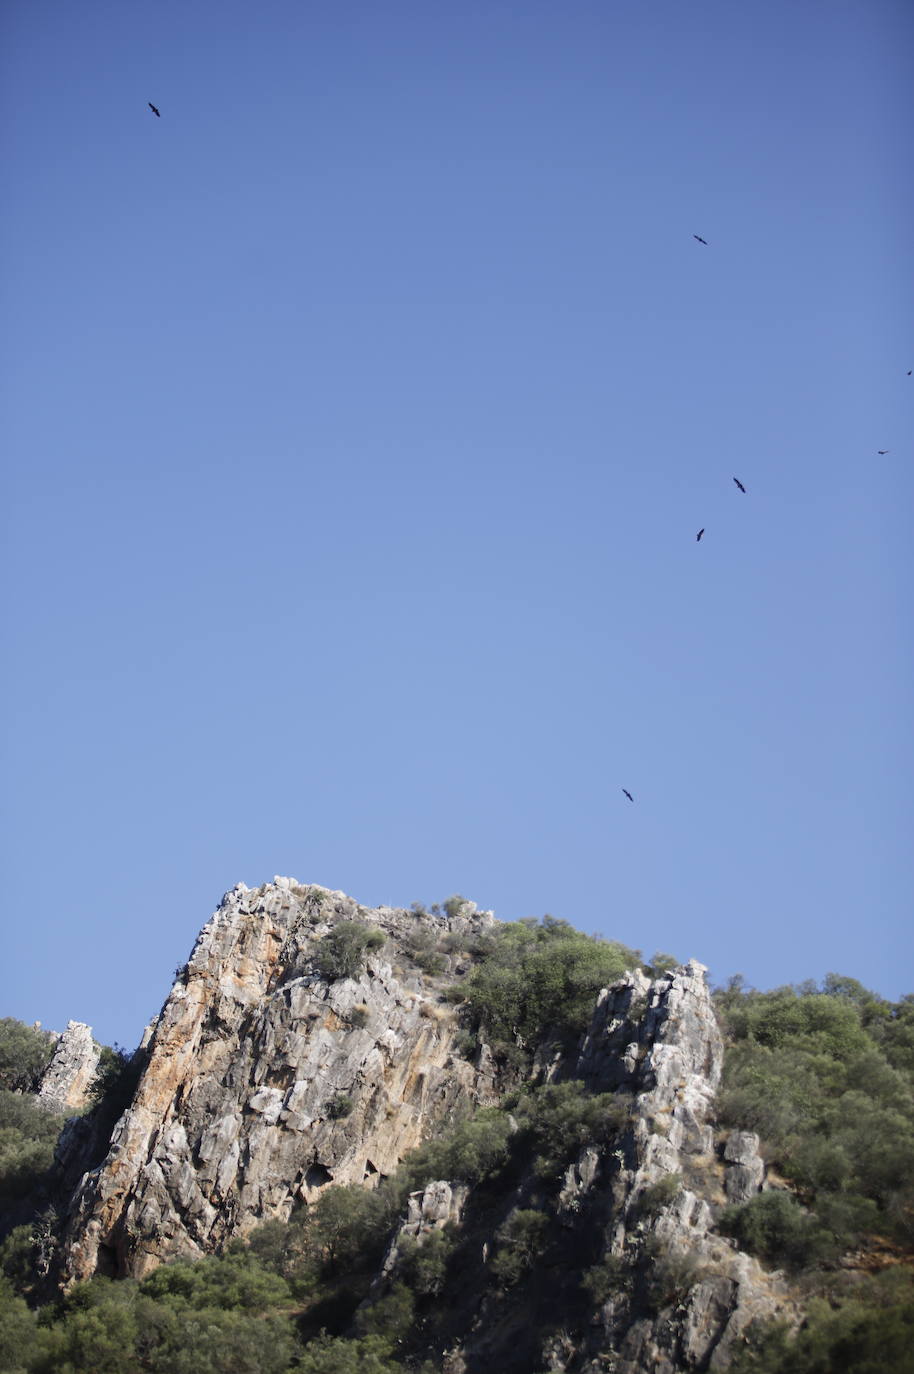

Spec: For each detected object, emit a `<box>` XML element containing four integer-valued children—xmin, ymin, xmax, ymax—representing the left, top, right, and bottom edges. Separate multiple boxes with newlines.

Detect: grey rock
<box><xmin>37</xmin><ymin>1021</ymin><xmax>100</xmax><ymax>1113</ymax></box>
<box><xmin>60</xmin><ymin>880</ymin><xmax>497</xmax><ymax>1281</ymax></box>
<box><xmin>724</xmin><ymin>1129</ymin><xmax>766</xmax><ymax>1202</ymax></box>
<box><xmin>569</xmin><ymin>961</ymin><xmax>794</xmax><ymax>1373</ymax></box>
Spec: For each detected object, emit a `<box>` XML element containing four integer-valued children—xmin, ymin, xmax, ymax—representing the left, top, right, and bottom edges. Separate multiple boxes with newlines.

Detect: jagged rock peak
<box><xmin>37</xmin><ymin>1021</ymin><xmax>100</xmax><ymax>1114</ymax></box>
<box><xmin>60</xmin><ymin>881</ymin><xmax>497</xmax><ymax>1283</ymax></box>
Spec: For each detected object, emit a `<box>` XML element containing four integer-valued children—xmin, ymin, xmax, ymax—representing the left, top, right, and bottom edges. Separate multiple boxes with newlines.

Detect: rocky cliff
<box><xmin>61</xmin><ymin>880</ymin><xmax>498</xmax><ymax>1282</ymax></box>
<box><xmin>370</xmin><ymin>961</ymin><xmax>789</xmax><ymax>1373</ymax></box>
<box><xmin>55</xmin><ymin>879</ymin><xmax>789</xmax><ymax>1371</ymax></box>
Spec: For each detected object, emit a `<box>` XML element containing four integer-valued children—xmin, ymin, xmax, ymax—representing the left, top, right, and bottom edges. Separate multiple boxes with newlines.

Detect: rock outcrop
<box><xmin>415</xmin><ymin>962</ymin><xmax>789</xmax><ymax>1374</ymax></box>
<box><xmin>37</xmin><ymin>1021</ymin><xmax>100</xmax><ymax>1114</ymax></box>
<box><xmin>61</xmin><ymin>880</ymin><xmax>496</xmax><ymax>1281</ymax></box>
<box><xmin>570</xmin><ymin>961</ymin><xmax>788</xmax><ymax>1373</ymax></box>
<box><xmin>54</xmin><ymin>881</ymin><xmax>793</xmax><ymax>1372</ymax></box>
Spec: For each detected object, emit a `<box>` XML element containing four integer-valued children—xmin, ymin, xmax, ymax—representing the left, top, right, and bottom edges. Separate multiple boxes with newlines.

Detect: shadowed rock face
<box><xmin>61</xmin><ymin>880</ymin><xmax>497</xmax><ymax>1281</ymax></box>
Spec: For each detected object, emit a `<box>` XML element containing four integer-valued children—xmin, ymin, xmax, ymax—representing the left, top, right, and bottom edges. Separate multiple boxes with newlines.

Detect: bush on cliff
<box><xmin>716</xmin><ymin>976</ymin><xmax>914</xmax><ymax>1261</ymax></box>
<box><xmin>463</xmin><ymin>916</ymin><xmax>639</xmax><ymax>1054</ymax></box>
<box><xmin>316</xmin><ymin>923</ymin><xmax>386</xmax><ymax>982</ymax></box>
<box><xmin>0</xmin><ymin>1019</ymin><xmax>55</xmax><ymax>1093</ymax></box>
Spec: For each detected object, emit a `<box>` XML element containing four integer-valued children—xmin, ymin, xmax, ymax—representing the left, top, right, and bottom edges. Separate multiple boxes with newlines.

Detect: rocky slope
<box><xmin>371</xmin><ymin>962</ymin><xmax>790</xmax><ymax>1373</ymax></box>
<box><xmin>54</xmin><ymin>879</ymin><xmax>791</xmax><ymax>1370</ymax></box>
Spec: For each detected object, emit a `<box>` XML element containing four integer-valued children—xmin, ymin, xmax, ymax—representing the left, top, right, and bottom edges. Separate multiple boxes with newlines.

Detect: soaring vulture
<box><xmin>148</xmin><ymin>102</ymin><xmax>161</xmax><ymax>117</ymax></box>
<box><xmin>696</xmin><ymin>528</ymin><xmax>705</xmax><ymax>542</ymax></box>
<box><xmin>878</xmin><ymin>450</ymin><xmax>889</xmax><ymax>455</ymax></box>
<box><xmin>622</xmin><ymin>789</ymin><xmax>634</xmax><ymax>803</ymax></box>
<box><xmin>733</xmin><ymin>477</ymin><xmax>746</xmax><ymax>493</ymax></box>
<box><xmin>693</xmin><ymin>235</ymin><xmax>708</xmax><ymax>245</ymax></box>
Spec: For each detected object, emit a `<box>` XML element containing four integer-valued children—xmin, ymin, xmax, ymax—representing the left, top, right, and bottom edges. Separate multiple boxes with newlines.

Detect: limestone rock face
<box><xmin>60</xmin><ymin>880</ymin><xmax>496</xmax><ymax>1281</ymax></box>
<box><xmin>569</xmin><ymin>962</ymin><xmax>791</xmax><ymax>1374</ymax></box>
<box><xmin>381</xmin><ymin>1178</ymin><xmax>468</xmax><ymax>1277</ymax></box>
<box><xmin>724</xmin><ymin>1129</ymin><xmax>766</xmax><ymax>1203</ymax></box>
<box><xmin>54</xmin><ymin>886</ymin><xmax>796</xmax><ymax>1372</ymax></box>
<box><xmin>37</xmin><ymin>1021</ymin><xmax>100</xmax><ymax>1113</ymax></box>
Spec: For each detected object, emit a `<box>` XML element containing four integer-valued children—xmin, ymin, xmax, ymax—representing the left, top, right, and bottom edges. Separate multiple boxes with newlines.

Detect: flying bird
<box><xmin>693</xmin><ymin>235</ymin><xmax>708</xmax><ymax>245</ymax></box>
<box><xmin>622</xmin><ymin>789</ymin><xmax>634</xmax><ymax>803</ymax></box>
<box><xmin>907</xmin><ymin>370</ymin><xmax>912</xmax><ymax>376</ymax></box>
<box><xmin>733</xmin><ymin>478</ymin><xmax>746</xmax><ymax>493</ymax></box>
<box><xmin>148</xmin><ymin>102</ymin><xmax>160</xmax><ymax>117</ymax></box>
<box><xmin>878</xmin><ymin>450</ymin><xmax>889</xmax><ymax>455</ymax></box>
<box><xmin>696</xmin><ymin>528</ymin><xmax>705</xmax><ymax>542</ymax></box>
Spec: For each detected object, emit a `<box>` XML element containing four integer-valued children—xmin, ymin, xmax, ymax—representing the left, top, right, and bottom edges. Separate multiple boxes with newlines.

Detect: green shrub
<box><xmin>327</xmin><ymin>1093</ymin><xmax>354</xmax><ymax>1120</ymax></box>
<box><xmin>295</xmin><ymin>1332</ymin><xmax>403</xmax><ymax>1374</ymax></box>
<box><xmin>716</xmin><ymin>976</ymin><xmax>914</xmax><ymax>1252</ymax></box>
<box><xmin>138</xmin><ymin>1251</ymin><xmax>292</xmax><ymax>1311</ymax></box>
<box><xmin>639</xmin><ymin>1173</ymin><xmax>682</xmax><ymax>1218</ymax></box>
<box><xmin>396</xmin><ymin>1227</ymin><xmax>456</xmax><ymax>1297</ymax></box>
<box><xmin>442</xmin><ymin>895</ymin><xmax>474</xmax><ymax>920</ymax></box>
<box><xmin>400</xmin><ymin>1107</ymin><xmax>513</xmax><ymax>1193</ymax></box>
<box><xmin>581</xmin><ymin>1256</ymin><xmax>629</xmax><ymax>1302</ymax></box>
<box><xmin>644</xmin><ymin>952</ymin><xmax>680</xmax><ymax>978</ymax></box>
<box><xmin>317</xmin><ymin>923</ymin><xmax>383</xmax><ymax>981</ymax></box>
<box><xmin>354</xmin><ymin>1280</ymin><xmax>415</xmax><ymax>1344</ymax></box>
<box><xmin>88</xmin><ymin>1044</ymin><xmax>141</xmax><ymax>1110</ymax></box>
<box><xmin>404</xmin><ymin>928</ymin><xmax>445</xmax><ymax>975</ymax></box>
<box><xmin>464</xmin><ymin>917</ymin><xmax>639</xmax><ymax>1052</ymax></box>
<box><xmin>0</xmin><ymin>1090</ymin><xmax>65</xmax><ymax>1202</ymax></box>
<box><xmin>644</xmin><ymin>1250</ymin><xmax>703</xmax><ymax>1311</ymax></box>
<box><xmin>727</xmin><ymin>1276</ymin><xmax>914</xmax><ymax>1374</ymax></box>
<box><xmin>719</xmin><ymin>1191</ymin><xmax>834</xmax><ymax>1270</ymax></box>
<box><xmin>489</xmin><ymin>1209</ymin><xmax>549</xmax><ymax>1287</ymax></box>
<box><xmin>509</xmin><ymin>1081</ymin><xmax>631</xmax><ymax>1180</ymax></box>
<box><xmin>305</xmin><ymin>1184</ymin><xmax>394</xmax><ymax>1276</ymax></box>
<box><xmin>0</xmin><ymin>1020</ymin><xmax>55</xmax><ymax>1093</ymax></box>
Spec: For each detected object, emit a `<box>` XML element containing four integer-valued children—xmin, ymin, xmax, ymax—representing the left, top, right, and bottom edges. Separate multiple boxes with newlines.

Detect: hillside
<box><xmin>1</xmin><ymin>879</ymin><xmax>912</xmax><ymax>1373</ymax></box>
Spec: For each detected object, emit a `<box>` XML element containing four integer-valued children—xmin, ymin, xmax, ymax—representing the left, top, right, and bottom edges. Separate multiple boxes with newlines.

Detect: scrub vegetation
<box><xmin>0</xmin><ymin>928</ymin><xmax>912</xmax><ymax>1371</ymax></box>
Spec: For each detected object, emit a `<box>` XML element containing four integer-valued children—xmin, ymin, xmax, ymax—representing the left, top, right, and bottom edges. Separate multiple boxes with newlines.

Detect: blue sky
<box><xmin>2</xmin><ymin>0</ymin><xmax>911</xmax><ymax>1050</ymax></box>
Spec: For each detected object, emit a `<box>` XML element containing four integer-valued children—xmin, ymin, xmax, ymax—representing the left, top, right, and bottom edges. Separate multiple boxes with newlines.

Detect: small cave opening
<box><xmin>95</xmin><ymin>1243</ymin><xmax>119</xmax><ymax>1279</ymax></box>
<box><xmin>305</xmin><ymin>1162</ymin><xmax>333</xmax><ymax>1191</ymax></box>
<box><xmin>363</xmin><ymin>1159</ymin><xmax>379</xmax><ymax>1181</ymax></box>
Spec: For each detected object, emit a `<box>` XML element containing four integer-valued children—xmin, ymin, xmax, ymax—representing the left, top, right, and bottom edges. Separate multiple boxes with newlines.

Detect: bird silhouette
<box><xmin>622</xmin><ymin>789</ymin><xmax>634</xmax><ymax>803</ymax></box>
<box><xmin>733</xmin><ymin>478</ymin><xmax>746</xmax><ymax>493</ymax></box>
<box><xmin>696</xmin><ymin>528</ymin><xmax>705</xmax><ymax>542</ymax></box>
<box><xmin>148</xmin><ymin>102</ymin><xmax>161</xmax><ymax>117</ymax></box>
<box><xmin>693</xmin><ymin>235</ymin><xmax>708</xmax><ymax>245</ymax></box>
<box><xmin>878</xmin><ymin>450</ymin><xmax>889</xmax><ymax>455</ymax></box>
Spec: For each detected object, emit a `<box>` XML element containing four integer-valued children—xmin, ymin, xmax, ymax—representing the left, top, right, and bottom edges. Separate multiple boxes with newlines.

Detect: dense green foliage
<box><xmin>715</xmin><ymin>976</ymin><xmax>914</xmax><ymax>1267</ymax></box>
<box><xmin>727</xmin><ymin>1270</ymin><xmax>914</xmax><ymax>1374</ymax></box>
<box><xmin>0</xmin><ymin>1259</ymin><xmax>298</xmax><ymax>1374</ymax></box>
<box><xmin>0</xmin><ymin>1021</ymin><xmax>54</xmax><ymax>1093</ymax></box>
<box><xmin>316</xmin><ymin>922</ymin><xmax>386</xmax><ymax>982</ymax></box>
<box><xmin>462</xmin><ymin>916</ymin><xmax>639</xmax><ymax>1056</ymax></box>
<box><xmin>0</xmin><ymin>1090</ymin><xmax>64</xmax><ymax>1206</ymax></box>
<box><xmin>507</xmin><ymin>1081</ymin><xmax>632</xmax><ymax>1180</ymax></box>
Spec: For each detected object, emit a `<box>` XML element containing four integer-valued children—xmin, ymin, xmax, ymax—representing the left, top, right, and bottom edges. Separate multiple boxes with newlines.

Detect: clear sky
<box><xmin>2</xmin><ymin>0</ymin><xmax>911</xmax><ymax>1050</ymax></box>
